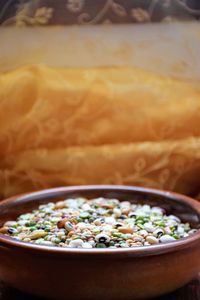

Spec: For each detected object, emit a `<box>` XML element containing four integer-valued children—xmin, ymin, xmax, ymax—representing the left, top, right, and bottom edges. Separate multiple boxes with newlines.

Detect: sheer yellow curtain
<box><xmin>0</xmin><ymin>64</ymin><xmax>200</xmax><ymax>198</ymax></box>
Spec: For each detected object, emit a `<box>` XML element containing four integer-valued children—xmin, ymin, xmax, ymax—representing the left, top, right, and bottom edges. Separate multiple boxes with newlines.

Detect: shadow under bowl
<box><xmin>0</xmin><ymin>185</ymin><xmax>200</xmax><ymax>300</ymax></box>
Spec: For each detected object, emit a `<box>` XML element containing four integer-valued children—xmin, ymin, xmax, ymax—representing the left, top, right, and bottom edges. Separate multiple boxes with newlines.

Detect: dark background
<box><xmin>0</xmin><ymin>0</ymin><xmax>200</xmax><ymax>25</ymax></box>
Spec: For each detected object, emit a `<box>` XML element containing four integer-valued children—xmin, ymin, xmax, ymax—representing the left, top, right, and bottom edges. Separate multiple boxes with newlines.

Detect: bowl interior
<box><xmin>0</xmin><ymin>186</ymin><xmax>200</xmax><ymax>229</ymax></box>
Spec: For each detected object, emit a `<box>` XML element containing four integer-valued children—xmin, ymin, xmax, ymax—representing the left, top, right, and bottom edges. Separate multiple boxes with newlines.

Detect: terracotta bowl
<box><xmin>0</xmin><ymin>185</ymin><xmax>200</xmax><ymax>300</ymax></box>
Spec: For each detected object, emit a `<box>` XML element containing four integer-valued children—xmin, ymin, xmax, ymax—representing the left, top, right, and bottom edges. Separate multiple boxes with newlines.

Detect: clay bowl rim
<box><xmin>0</xmin><ymin>185</ymin><xmax>200</xmax><ymax>258</ymax></box>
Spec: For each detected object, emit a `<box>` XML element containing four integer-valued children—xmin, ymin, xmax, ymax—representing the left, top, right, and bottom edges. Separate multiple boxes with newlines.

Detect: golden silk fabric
<box><xmin>0</xmin><ymin>65</ymin><xmax>200</xmax><ymax>197</ymax></box>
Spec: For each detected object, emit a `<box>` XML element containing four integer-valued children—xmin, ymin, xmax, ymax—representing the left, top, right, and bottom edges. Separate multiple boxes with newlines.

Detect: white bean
<box><xmin>159</xmin><ymin>235</ymin><xmax>176</xmax><ymax>243</ymax></box>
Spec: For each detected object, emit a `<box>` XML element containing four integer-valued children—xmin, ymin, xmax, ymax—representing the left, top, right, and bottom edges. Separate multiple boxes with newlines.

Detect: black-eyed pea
<box><xmin>153</xmin><ymin>228</ymin><xmax>164</xmax><ymax>238</ymax></box>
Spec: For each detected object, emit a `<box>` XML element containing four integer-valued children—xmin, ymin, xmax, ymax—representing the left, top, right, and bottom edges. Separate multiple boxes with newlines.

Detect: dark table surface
<box><xmin>0</xmin><ymin>275</ymin><xmax>200</xmax><ymax>300</ymax></box>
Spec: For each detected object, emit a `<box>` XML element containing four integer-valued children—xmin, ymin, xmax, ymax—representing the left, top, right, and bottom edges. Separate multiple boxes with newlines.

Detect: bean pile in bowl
<box><xmin>0</xmin><ymin>197</ymin><xmax>197</xmax><ymax>248</ymax></box>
